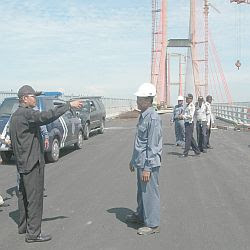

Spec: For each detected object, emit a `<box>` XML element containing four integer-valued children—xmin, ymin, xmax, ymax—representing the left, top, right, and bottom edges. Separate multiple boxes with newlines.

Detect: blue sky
<box><xmin>0</xmin><ymin>0</ymin><xmax>249</xmax><ymax>102</ymax></box>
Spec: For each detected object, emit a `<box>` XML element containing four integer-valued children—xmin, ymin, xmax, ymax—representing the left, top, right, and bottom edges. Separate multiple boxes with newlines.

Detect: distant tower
<box><xmin>151</xmin><ymin>0</ymin><xmax>167</xmax><ymax>108</ymax></box>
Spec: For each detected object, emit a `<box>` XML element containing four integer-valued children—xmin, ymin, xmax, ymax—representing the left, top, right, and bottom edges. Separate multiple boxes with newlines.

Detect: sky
<box><xmin>0</xmin><ymin>0</ymin><xmax>249</xmax><ymax>102</ymax></box>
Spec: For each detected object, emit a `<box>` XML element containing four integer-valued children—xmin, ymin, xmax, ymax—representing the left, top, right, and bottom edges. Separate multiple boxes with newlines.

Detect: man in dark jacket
<box><xmin>9</xmin><ymin>85</ymin><xmax>82</xmax><ymax>243</ymax></box>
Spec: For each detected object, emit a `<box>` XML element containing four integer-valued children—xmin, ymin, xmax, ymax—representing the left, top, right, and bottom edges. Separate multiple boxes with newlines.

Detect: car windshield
<box><xmin>0</xmin><ymin>99</ymin><xmax>19</xmax><ymax>116</ymax></box>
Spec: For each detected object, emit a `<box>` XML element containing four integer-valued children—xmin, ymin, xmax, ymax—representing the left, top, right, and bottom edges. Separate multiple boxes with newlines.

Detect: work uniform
<box><xmin>130</xmin><ymin>107</ymin><xmax>162</xmax><ymax>228</ymax></box>
<box><xmin>10</xmin><ymin>102</ymin><xmax>71</xmax><ymax>238</ymax></box>
<box><xmin>172</xmin><ymin>104</ymin><xmax>185</xmax><ymax>146</ymax></box>
<box><xmin>195</xmin><ymin>102</ymin><xmax>209</xmax><ymax>152</ymax></box>
<box><xmin>183</xmin><ymin>102</ymin><xmax>200</xmax><ymax>156</ymax></box>
<box><xmin>205</xmin><ymin>101</ymin><xmax>214</xmax><ymax>147</ymax></box>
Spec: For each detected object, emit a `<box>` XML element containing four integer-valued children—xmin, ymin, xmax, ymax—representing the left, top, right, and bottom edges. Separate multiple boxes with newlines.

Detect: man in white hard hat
<box><xmin>127</xmin><ymin>83</ymin><xmax>162</xmax><ymax>235</ymax></box>
<box><xmin>171</xmin><ymin>96</ymin><xmax>185</xmax><ymax>146</ymax></box>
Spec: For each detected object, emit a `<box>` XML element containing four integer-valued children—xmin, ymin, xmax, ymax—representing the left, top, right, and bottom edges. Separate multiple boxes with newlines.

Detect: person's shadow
<box><xmin>9</xmin><ymin>209</ymin><xmax>68</xmax><ymax>225</ymax></box>
<box><xmin>107</xmin><ymin>207</ymin><xmax>141</xmax><ymax>230</ymax></box>
<box><xmin>168</xmin><ymin>152</ymin><xmax>183</xmax><ymax>156</ymax></box>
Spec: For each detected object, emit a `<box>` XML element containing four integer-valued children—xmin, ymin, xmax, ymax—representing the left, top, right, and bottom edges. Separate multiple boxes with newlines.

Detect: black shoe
<box><xmin>194</xmin><ymin>151</ymin><xmax>200</xmax><ymax>156</ymax></box>
<box><xmin>202</xmin><ymin>150</ymin><xmax>207</xmax><ymax>153</ymax></box>
<box><xmin>25</xmin><ymin>233</ymin><xmax>52</xmax><ymax>243</ymax></box>
<box><xmin>180</xmin><ymin>154</ymin><xmax>188</xmax><ymax>158</ymax></box>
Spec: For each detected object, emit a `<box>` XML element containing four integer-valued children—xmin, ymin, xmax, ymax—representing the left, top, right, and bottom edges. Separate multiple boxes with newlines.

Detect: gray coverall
<box><xmin>130</xmin><ymin>107</ymin><xmax>162</xmax><ymax>228</ymax></box>
<box><xmin>172</xmin><ymin>104</ymin><xmax>185</xmax><ymax>145</ymax></box>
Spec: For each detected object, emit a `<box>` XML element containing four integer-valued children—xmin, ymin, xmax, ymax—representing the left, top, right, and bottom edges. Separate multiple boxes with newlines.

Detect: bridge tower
<box><xmin>151</xmin><ymin>0</ymin><xmax>167</xmax><ymax>108</ymax></box>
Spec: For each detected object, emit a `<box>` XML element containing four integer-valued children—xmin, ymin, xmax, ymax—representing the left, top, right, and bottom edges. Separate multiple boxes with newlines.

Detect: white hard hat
<box><xmin>178</xmin><ymin>95</ymin><xmax>184</xmax><ymax>101</ymax></box>
<box><xmin>134</xmin><ymin>83</ymin><xmax>156</xmax><ymax>97</ymax></box>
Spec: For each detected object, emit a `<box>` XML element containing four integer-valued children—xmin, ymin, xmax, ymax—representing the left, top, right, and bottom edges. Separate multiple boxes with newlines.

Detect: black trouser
<box><xmin>196</xmin><ymin>121</ymin><xmax>208</xmax><ymax>152</ymax></box>
<box><xmin>183</xmin><ymin>122</ymin><xmax>200</xmax><ymax>155</ymax></box>
<box><xmin>18</xmin><ymin>162</ymin><xmax>44</xmax><ymax>238</ymax></box>
<box><xmin>207</xmin><ymin>123</ymin><xmax>211</xmax><ymax>146</ymax></box>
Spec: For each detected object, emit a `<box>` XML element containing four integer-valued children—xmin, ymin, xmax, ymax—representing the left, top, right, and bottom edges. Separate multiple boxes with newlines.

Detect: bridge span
<box><xmin>0</xmin><ymin>113</ymin><xmax>250</xmax><ymax>250</ymax></box>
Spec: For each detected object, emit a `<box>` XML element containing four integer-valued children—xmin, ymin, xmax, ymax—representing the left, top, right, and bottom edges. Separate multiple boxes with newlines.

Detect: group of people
<box><xmin>0</xmin><ymin>83</ymin><xmax>215</xmax><ymax>242</ymax></box>
<box><xmin>171</xmin><ymin>93</ymin><xmax>214</xmax><ymax>157</ymax></box>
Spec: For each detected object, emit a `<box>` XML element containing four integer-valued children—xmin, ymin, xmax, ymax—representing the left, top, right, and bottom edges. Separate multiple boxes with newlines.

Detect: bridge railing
<box><xmin>0</xmin><ymin>91</ymin><xmax>137</xmax><ymax>118</ymax></box>
<box><xmin>212</xmin><ymin>103</ymin><xmax>250</xmax><ymax>125</ymax></box>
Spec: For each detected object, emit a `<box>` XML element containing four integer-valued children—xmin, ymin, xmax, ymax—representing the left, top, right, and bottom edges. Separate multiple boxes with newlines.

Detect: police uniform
<box><xmin>130</xmin><ymin>107</ymin><xmax>162</xmax><ymax>228</ymax></box>
<box><xmin>10</xmin><ymin>86</ymin><xmax>72</xmax><ymax>240</ymax></box>
<box><xmin>172</xmin><ymin>104</ymin><xmax>185</xmax><ymax>146</ymax></box>
<box><xmin>195</xmin><ymin>102</ymin><xmax>209</xmax><ymax>152</ymax></box>
<box><xmin>182</xmin><ymin>102</ymin><xmax>200</xmax><ymax>156</ymax></box>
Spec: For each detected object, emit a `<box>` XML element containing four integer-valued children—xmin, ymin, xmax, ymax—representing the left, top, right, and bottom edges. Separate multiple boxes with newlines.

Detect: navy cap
<box><xmin>17</xmin><ymin>85</ymin><xmax>42</xmax><ymax>98</ymax></box>
<box><xmin>186</xmin><ymin>93</ymin><xmax>193</xmax><ymax>99</ymax></box>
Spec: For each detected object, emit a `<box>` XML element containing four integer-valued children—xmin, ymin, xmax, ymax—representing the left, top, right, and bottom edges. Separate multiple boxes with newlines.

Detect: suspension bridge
<box><xmin>0</xmin><ymin>1</ymin><xmax>250</xmax><ymax>250</ymax></box>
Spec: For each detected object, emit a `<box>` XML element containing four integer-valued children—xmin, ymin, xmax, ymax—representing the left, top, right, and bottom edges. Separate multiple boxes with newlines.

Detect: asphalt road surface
<box><xmin>0</xmin><ymin>114</ymin><xmax>250</xmax><ymax>250</ymax></box>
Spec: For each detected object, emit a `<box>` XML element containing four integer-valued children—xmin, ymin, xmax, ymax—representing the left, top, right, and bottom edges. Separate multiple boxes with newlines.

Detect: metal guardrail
<box><xmin>0</xmin><ymin>91</ymin><xmax>137</xmax><ymax>118</ymax></box>
<box><xmin>212</xmin><ymin>103</ymin><xmax>250</xmax><ymax>125</ymax></box>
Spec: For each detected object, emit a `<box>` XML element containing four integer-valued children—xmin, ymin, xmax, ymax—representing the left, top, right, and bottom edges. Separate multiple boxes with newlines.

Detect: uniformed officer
<box><xmin>171</xmin><ymin>96</ymin><xmax>185</xmax><ymax>146</ymax></box>
<box><xmin>0</xmin><ymin>194</ymin><xmax>4</xmax><ymax>206</ymax></box>
<box><xmin>127</xmin><ymin>83</ymin><xmax>162</xmax><ymax>236</ymax></box>
<box><xmin>9</xmin><ymin>85</ymin><xmax>83</xmax><ymax>243</ymax></box>
<box><xmin>180</xmin><ymin>94</ymin><xmax>200</xmax><ymax>157</ymax></box>
<box><xmin>205</xmin><ymin>95</ymin><xmax>214</xmax><ymax>148</ymax></box>
<box><xmin>195</xmin><ymin>96</ymin><xmax>209</xmax><ymax>153</ymax></box>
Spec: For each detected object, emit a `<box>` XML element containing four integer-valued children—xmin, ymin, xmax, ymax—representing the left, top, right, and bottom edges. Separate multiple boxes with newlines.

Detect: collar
<box><xmin>141</xmin><ymin>106</ymin><xmax>154</xmax><ymax>119</ymax></box>
<box><xmin>19</xmin><ymin>103</ymin><xmax>31</xmax><ymax>109</ymax></box>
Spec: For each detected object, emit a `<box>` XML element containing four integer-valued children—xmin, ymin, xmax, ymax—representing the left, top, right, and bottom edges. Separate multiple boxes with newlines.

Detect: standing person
<box><xmin>9</xmin><ymin>85</ymin><xmax>82</xmax><ymax>243</ymax></box>
<box><xmin>195</xmin><ymin>96</ymin><xmax>208</xmax><ymax>153</ymax></box>
<box><xmin>0</xmin><ymin>194</ymin><xmax>4</xmax><ymax>206</ymax></box>
<box><xmin>127</xmin><ymin>83</ymin><xmax>162</xmax><ymax>236</ymax></box>
<box><xmin>180</xmin><ymin>94</ymin><xmax>200</xmax><ymax>157</ymax></box>
<box><xmin>171</xmin><ymin>96</ymin><xmax>185</xmax><ymax>146</ymax></box>
<box><xmin>205</xmin><ymin>95</ymin><xmax>214</xmax><ymax>148</ymax></box>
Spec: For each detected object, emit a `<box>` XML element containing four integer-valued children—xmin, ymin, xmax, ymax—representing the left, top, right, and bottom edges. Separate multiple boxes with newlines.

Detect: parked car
<box><xmin>76</xmin><ymin>97</ymin><xmax>106</xmax><ymax>140</ymax></box>
<box><xmin>0</xmin><ymin>95</ymin><xmax>83</xmax><ymax>163</ymax></box>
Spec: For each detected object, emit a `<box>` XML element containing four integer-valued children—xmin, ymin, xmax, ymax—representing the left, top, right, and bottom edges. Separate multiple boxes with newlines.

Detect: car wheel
<box><xmin>74</xmin><ymin>130</ymin><xmax>83</xmax><ymax>149</ymax></box>
<box><xmin>99</xmin><ymin>120</ymin><xmax>105</xmax><ymax>134</ymax></box>
<box><xmin>0</xmin><ymin>151</ymin><xmax>12</xmax><ymax>164</ymax></box>
<box><xmin>83</xmin><ymin>123</ymin><xmax>90</xmax><ymax>140</ymax></box>
<box><xmin>46</xmin><ymin>138</ymin><xmax>60</xmax><ymax>162</ymax></box>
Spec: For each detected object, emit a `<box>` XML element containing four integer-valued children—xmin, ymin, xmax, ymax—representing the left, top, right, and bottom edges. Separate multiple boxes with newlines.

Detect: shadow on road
<box><xmin>107</xmin><ymin>207</ymin><xmax>141</xmax><ymax>230</ymax></box>
<box><xmin>9</xmin><ymin>209</ymin><xmax>19</xmax><ymax>225</ymax></box>
<box><xmin>9</xmin><ymin>209</ymin><xmax>68</xmax><ymax>225</ymax></box>
<box><xmin>42</xmin><ymin>216</ymin><xmax>68</xmax><ymax>222</ymax></box>
<box><xmin>163</xmin><ymin>143</ymin><xmax>175</xmax><ymax>146</ymax></box>
<box><xmin>168</xmin><ymin>152</ymin><xmax>183</xmax><ymax>156</ymax></box>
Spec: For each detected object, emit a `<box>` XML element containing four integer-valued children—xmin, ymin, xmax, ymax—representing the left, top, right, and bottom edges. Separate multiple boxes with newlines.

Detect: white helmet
<box><xmin>134</xmin><ymin>83</ymin><xmax>156</xmax><ymax>97</ymax></box>
<box><xmin>177</xmin><ymin>95</ymin><xmax>184</xmax><ymax>101</ymax></box>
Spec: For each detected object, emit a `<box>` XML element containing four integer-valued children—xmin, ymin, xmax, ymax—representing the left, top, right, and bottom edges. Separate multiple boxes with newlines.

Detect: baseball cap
<box><xmin>17</xmin><ymin>85</ymin><xmax>42</xmax><ymax>98</ymax></box>
<box><xmin>186</xmin><ymin>93</ymin><xmax>193</xmax><ymax>99</ymax></box>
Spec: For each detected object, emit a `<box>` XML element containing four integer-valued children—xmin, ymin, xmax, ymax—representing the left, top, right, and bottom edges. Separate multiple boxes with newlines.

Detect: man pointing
<box><xmin>10</xmin><ymin>85</ymin><xmax>83</xmax><ymax>243</ymax></box>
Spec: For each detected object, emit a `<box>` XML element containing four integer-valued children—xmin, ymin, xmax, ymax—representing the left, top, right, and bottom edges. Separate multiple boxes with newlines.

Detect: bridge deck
<box><xmin>0</xmin><ymin>114</ymin><xmax>250</xmax><ymax>250</ymax></box>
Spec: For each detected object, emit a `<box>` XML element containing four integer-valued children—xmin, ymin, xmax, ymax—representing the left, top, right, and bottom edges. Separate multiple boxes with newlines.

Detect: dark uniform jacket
<box><xmin>10</xmin><ymin>102</ymin><xmax>71</xmax><ymax>173</ymax></box>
